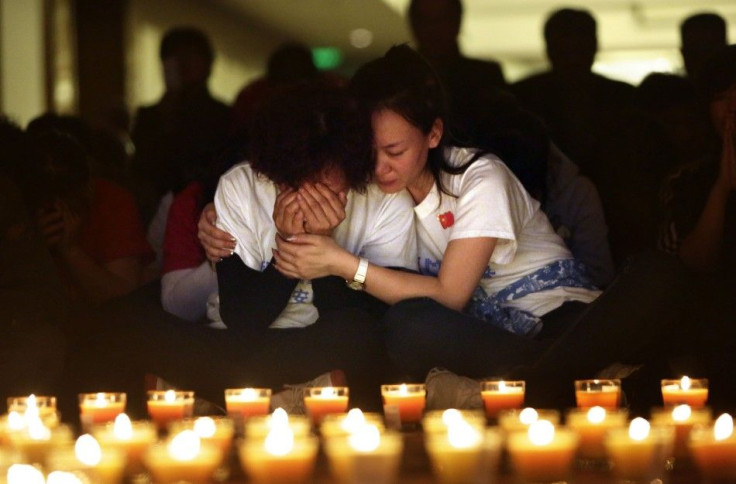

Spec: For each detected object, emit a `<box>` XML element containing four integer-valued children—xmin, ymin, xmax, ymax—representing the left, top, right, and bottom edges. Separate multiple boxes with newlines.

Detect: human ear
<box><xmin>428</xmin><ymin>118</ymin><xmax>443</xmax><ymax>149</ymax></box>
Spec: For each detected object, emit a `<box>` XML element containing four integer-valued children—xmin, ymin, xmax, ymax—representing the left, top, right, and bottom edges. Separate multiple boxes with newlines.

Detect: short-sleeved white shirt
<box><xmin>214</xmin><ymin>162</ymin><xmax>418</xmax><ymax>328</ymax></box>
<box><xmin>415</xmin><ymin>147</ymin><xmax>600</xmax><ymax>317</ymax></box>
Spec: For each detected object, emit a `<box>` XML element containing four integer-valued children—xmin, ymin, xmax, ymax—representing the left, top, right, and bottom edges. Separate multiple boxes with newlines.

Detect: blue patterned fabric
<box><xmin>466</xmin><ymin>259</ymin><xmax>597</xmax><ymax>337</ymax></box>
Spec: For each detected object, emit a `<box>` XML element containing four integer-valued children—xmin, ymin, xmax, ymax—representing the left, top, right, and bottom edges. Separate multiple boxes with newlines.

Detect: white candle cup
<box><xmin>320</xmin><ymin>409</ymin><xmax>385</xmax><ymax>439</ymax></box>
<box><xmin>604</xmin><ymin>418</ymin><xmax>675</xmax><ymax>484</ymax></box>
<box><xmin>245</xmin><ymin>409</ymin><xmax>311</xmax><ymax>441</ymax></box>
<box><xmin>651</xmin><ymin>404</ymin><xmax>711</xmax><ymax>461</ymax></box>
<box><xmin>422</xmin><ymin>409</ymin><xmax>486</xmax><ymax>435</ymax></box>
<box><xmin>90</xmin><ymin>415</ymin><xmax>157</xmax><ymax>476</ymax></box>
<box><xmin>507</xmin><ymin>420</ymin><xmax>578</xmax><ymax>483</ymax></box>
<box><xmin>46</xmin><ymin>434</ymin><xmax>126</xmax><ymax>484</ymax></box>
<box><xmin>238</xmin><ymin>428</ymin><xmax>319</xmax><ymax>484</ymax></box>
<box><xmin>566</xmin><ymin>406</ymin><xmax>628</xmax><ymax>464</ymax></box>
<box><xmin>143</xmin><ymin>430</ymin><xmax>223</xmax><ymax>484</ymax></box>
<box><xmin>324</xmin><ymin>425</ymin><xmax>403</xmax><ymax>484</ymax></box>
<box><xmin>6</xmin><ymin>422</ymin><xmax>74</xmax><ymax>465</ymax></box>
<box><xmin>425</xmin><ymin>421</ymin><xmax>501</xmax><ymax>484</ymax></box>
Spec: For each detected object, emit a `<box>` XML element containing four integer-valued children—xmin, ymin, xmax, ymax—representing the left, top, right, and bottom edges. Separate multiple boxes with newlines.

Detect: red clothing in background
<box><xmin>162</xmin><ymin>181</ymin><xmax>205</xmax><ymax>274</ymax></box>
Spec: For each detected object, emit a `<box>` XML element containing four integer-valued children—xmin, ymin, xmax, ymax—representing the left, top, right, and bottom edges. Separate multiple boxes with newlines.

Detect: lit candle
<box><xmin>225</xmin><ymin>388</ymin><xmax>271</xmax><ymax>419</ymax></box>
<box><xmin>381</xmin><ymin>384</ymin><xmax>426</xmax><ymax>428</ymax></box>
<box><xmin>6</xmin><ymin>419</ymin><xmax>74</xmax><ymax>464</ymax></box>
<box><xmin>689</xmin><ymin>413</ymin><xmax>736</xmax><ymax>480</ymax></box>
<box><xmin>146</xmin><ymin>390</ymin><xmax>194</xmax><ymax>428</ymax></box>
<box><xmin>143</xmin><ymin>429</ymin><xmax>223</xmax><ymax>483</ymax></box>
<box><xmin>303</xmin><ymin>386</ymin><xmax>349</xmax><ymax>426</ymax></box>
<box><xmin>91</xmin><ymin>413</ymin><xmax>157</xmax><ymax>475</ymax></box>
<box><xmin>78</xmin><ymin>392</ymin><xmax>126</xmax><ymax>428</ymax></box>
<box><xmin>425</xmin><ymin>418</ymin><xmax>487</xmax><ymax>484</ymax></box>
<box><xmin>574</xmin><ymin>379</ymin><xmax>621</xmax><ymax>409</ymax></box>
<box><xmin>239</xmin><ymin>424</ymin><xmax>319</xmax><ymax>484</ymax></box>
<box><xmin>604</xmin><ymin>417</ymin><xmax>674</xmax><ymax>483</ymax></box>
<box><xmin>6</xmin><ymin>464</ymin><xmax>46</xmax><ymax>484</ymax></box>
<box><xmin>324</xmin><ymin>423</ymin><xmax>403</xmax><ymax>484</ymax></box>
<box><xmin>6</xmin><ymin>394</ymin><xmax>59</xmax><ymax>428</ymax></box>
<box><xmin>566</xmin><ymin>406</ymin><xmax>628</xmax><ymax>461</ymax></box>
<box><xmin>661</xmin><ymin>376</ymin><xmax>708</xmax><ymax>408</ymax></box>
<box><xmin>507</xmin><ymin>420</ymin><xmax>578</xmax><ymax>483</ymax></box>
<box><xmin>422</xmin><ymin>408</ymin><xmax>486</xmax><ymax>434</ymax></box>
<box><xmin>498</xmin><ymin>407</ymin><xmax>560</xmax><ymax>434</ymax></box>
<box><xmin>480</xmin><ymin>380</ymin><xmax>525</xmax><ymax>419</ymax></box>
<box><xmin>245</xmin><ymin>408</ymin><xmax>312</xmax><ymax>441</ymax></box>
<box><xmin>651</xmin><ymin>404</ymin><xmax>711</xmax><ymax>460</ymax></box>
<box><xmin>169</xmin><ymin>416</ymin><xmax>234</xmax><ymax>456</ymax></box>
<box><xmin>320</xmin><ymin>408</ymin><xmax>385</xmax><ymax>439</ymax></box>
<box><xmin>45</xmin><ymin>434</ymin><xmax>126</xmax><ymax>484</ymax></box>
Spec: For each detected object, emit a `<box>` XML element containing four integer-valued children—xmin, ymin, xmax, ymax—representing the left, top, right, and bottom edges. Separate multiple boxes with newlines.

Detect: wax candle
<box><xmin>146</xmin><ymin>390</ymin><xmax>194</xmax><ymax>428</ymax></box>
<box><xmin>91</xmin><ymin>413</ymin><xmax>157</xmax><ymax>475</ymax></box>
<box><xmin>143</xmin><ymin>429</ymin><xmax>223</xmax><ymax>484</ymax></box>
<box><xmin>225</xmin><ymin>388</ymin><xmax>271</xmax><ymax>419</ymax></box>
<box><xmin>6</xmin><ymin>394</ymin><xmax>59</xmax><ymax>428</ymax></box>
<box><xmin>574</xmin><ymin>379</ymin><xmax>621</xmax><ymax>409</ymax></box>
<box><xmin>324</xmin><ymin>423</ymin><xmax>403</xmax><ymax>484</ymax></box>
<box><xmin>381</xmin><ymin>384</ymin><xmax>426</xmax><ymax>427</ymax></box>
<box><xmin>605</xmin><ymin>417</ymin><xmax>674</xmax><ymax>483</ymax></box>
<box><xmin>169</xmin><ymin>416</ymin><xmax>234</xmax><ymax>456</ymax></box>
<box><xmin>689</xmin><ymin>413</ymin><xmax>736</xmax><ymax>480</ymax></box>
<box><xmin>661</xmin><ymin>376</ymin><xmax>708</xmax><ymax>408</ymax></box>
<box><xmin>6</xmin><ymin>419</ymin><xmax>74</xmax><ymax>464</ymax></box>
<box><xmin>46</xmin><ymin>434</ymin><xmax>126</xmax><ymax>484</ymax></box>
<box><xmin>320</xmin><ymin>408</ymin><xmax>385</xmax><ymax>439</ymax></box>
<box><xmin>651</xmin><ymin>404</ymin><xmax>711</xmax><ymax>460</ymax></box>
<box><xmin>507</xmin><ymin>419</ymin><xmax>578</xmax><ymax>483</ymax></box>
<box><xmin>422</xmin><ymin>408</ymin><xmax>486</xmax><ymax>435</ymax></box>
<box><xmin>78</xmin><ymin>392</ymin><xmax>126</xmax><ymax>429</ymax></box>
<box><xmin>481</xmin><ymin>380</ymin><xmax>525</xmax><ymax>419</ymax></box>
<box><xmin>498</xmin><ymin>407</ymin><xmax>560</xmax><ymax>434</ymax></box>
<box><xmin>304</xmin><ymin>386</ymin><xmax>349</xmax><ymax>426</ymax></box>
<box><xmin>425</xmin><ymin>418</ymin><xmax>488</xmax><ymax>484</ymax></box>
<box><xmin>239</xmin><ymin>424</ymin><xmax>319</xmax><ymax>484</ymax></box>
<box><xmin>566</xmin><ymin>406</ymin><xmax>628</xmax><ymax>461</ymax></box>
<box><xmin>246</xmin><ymin>408</ymin><xmax>312</xmax><ymax>441</ymax></box>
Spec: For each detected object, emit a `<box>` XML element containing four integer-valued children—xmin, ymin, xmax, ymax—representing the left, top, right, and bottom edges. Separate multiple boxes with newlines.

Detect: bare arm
<box><xmin>197</xmin><ymin>202</ymin><xmax>236</xmax><ymax>262</ymax></box>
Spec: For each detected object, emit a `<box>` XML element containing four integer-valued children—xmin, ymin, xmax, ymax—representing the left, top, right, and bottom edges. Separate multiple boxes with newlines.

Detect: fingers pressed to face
<box><xmin>298</xmin><ymin>183</ymin><xmax>345</xmax><ymax>228</ymax></box>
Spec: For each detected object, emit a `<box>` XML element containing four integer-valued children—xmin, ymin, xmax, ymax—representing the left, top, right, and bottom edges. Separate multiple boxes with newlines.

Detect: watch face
<box><xmin>346</xmin><ymin>280</ymin><xmax>365</xmax><ymax>291</ymax></box>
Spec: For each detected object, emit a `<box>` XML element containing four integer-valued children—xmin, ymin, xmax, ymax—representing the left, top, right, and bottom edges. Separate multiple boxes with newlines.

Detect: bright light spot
<box><xmin>168</xmin><ymin>430</ymin><xmax>200</xmax><ymax>461</ymax></box>
<box><xmin>47</xmin><ymin>471</ymin><xmax>87</xmax><ymax>484</ymax></box>
<box><xmin>7</xmin><ymin>464</ymin><xmax>45</xmax><ymax>484</ymax></box>
<box><xmin>629</xmin><ymin>418</ymin><xmax>650</xmax><ymax>441</ymax></box>
<box><xmin>350</xmin><ymin>28</ymin><xmax>373</xmax><ymax>49</ymax></box>
<box><xmin>342</xmin><ymin>408</ymin><xmax>366</xmax><ymax>433</ymax></box>
<box><xmin>680</xmin><ymin>376</ymin><xmax>692</xmax><ymax>391</ymax></box>
<box><xmin>448</xmin><ymin>421</ymin><xmax>482</xmax><ymax>449</ymax></box>
<box><xmin>348</xmin><ymin>423</ymin><xmax>381</xmax><ymax>452</ymax></box>
<box><xmin>75</xmin><ymin>434</ymin><xmax>102</xmax><ymax>466</ymax></box>
<box><xmin>7</xmin><ymin>411</ymin><xmax>25</xmax><ymax>430</ymax></box>
<box><xmin>672</xmin><ymin>405</ymin><xmax>692</xmax><ymax>422</ymax></box>
<box><xmin>264</xmin><ymin>427</ymin><xmax>294</xmax><ymax>456</ymax></box>
<box><xmin>27</xmin><ymin>419</ymin><xmax>50</xmax><ymax>440</ymax></box>
<box><xmin>442</xmin><ymin>409</ymin><xmax>463</xmax><ymax>427</ymax></box>
<box><xmin>321</xmin><ymin>387</ymin><xmax>337</xmax><ymax>398</ymax></box>
<box><xmin>241</xmin><ymin>388</ymin><xmax>257</xmax><ymax>400</ymax></box>
<box><xmin>528</xmin><ymin>420</ymin><xmax>555</xmax><ymax>446</ymax></box>
<box><xmin>587</xmin><ymin>406</ymin><xmax>606</xmax><ymax>424</ymax></box>
<box><xmin>113</xmin><ymin>414</ymin><xmax>133</xmax><ymax>440</ymax></box>
<box><xmin>715</xmin><ymin>414</ymin><xmax>734</xmax><ymax>441</ymax></box>
<box><xmin>194</xmin><ymin>417</ymin><xmax>216</xmax><ymax>438</ymax></box>
<box><xmin>164</xmin><ymin>390</ymin><xmax>177</xmax><ymax>402</ymax></box>
<box><xmin>519</xmin><ymin>407</ymin><xmax>539</xmax><ymax>425</ymax></box>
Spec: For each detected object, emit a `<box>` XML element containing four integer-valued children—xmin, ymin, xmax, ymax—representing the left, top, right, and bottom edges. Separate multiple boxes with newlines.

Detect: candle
<box><xmin>422</xmin><ymin>409</ymin><xmax>486</xmax><ymax>435</ymax></box>
<box><xmin>239</xmin><ymin>424</ymin><xmax>319</xmax><ymax>484</ymax></box>
<box><xmin>45</xmin><ymin>434</ymin><xmax>126</xmax><ymax>484</ymax></box>
<box><xmin>303</xmin><ymin>386</ymin><xmax>349</xmax><ymax>426</ymax></box>
<box><xmin>566</xmin><ymin>406</ymin><xmax>628</xmax><ymax>461</ymax></box>
<box><xmin>169</xmin><ymin>416</ymin><xmax>234</xmax><ymax>456</ymax></box>
<box><xmin>507</xmin><ymin>420</ymin><xmax>578</xmax><ymax>483</ymax></box>
<box><xmin>6</xmin><ymin>464</ymin><xmax>46</xmax><ymax>484</ymax></box>
<box><xmin>6</xmin><ymin>419</ymin><xmax>73</xmax><ymax>464</ymax></box>
<box><xmin>6</xmin><ymin>394</ymin><xmax>59</xmax><ymax>428</ymax></box>
<box><xmin>381</xmin><ymin>384</ymin><xmax>426</xmax><ymax>428</ymax></box>
<box><xmin>78</xmin><ymin>392</ymin><xmax>126</xmax><ymax>429</ymax></box>
<box><xmin>498</xmin><ymin>407</ymin><xmax>560</xmax><ymax>434</ymax></box>
<box><xmin>651</xmin><ymin>404</ymin><xmax>711</xmax><ymax>460</ymax></box>
<box><xmin>324</xmin><ymin>424</ymin><xmax>403</xmax><ymax>484</ymax></box>
<box><xmin>689</xmin><ymin>413</ymin><xmax>736</xmax><ymax>480</ymax></box>
<box><xmin>147</xmin><ymin>390</ymin><xmax>194</xmax><ymax>428</ymax></box>
<box><xmin>425</xmin><ymin>418</ymin><xmax>487</xmax><ymax>484</ymax></box>
<box><xmin>246</xmin><ymin>408</ymin><xmax>312</xmax><ymax>441</ymax></box>
<box><xmin>225</xmin><ymin>387</ymin><xmax>271</xmax><ymax>419</ymax></box>
<box><xmin>91</xmin><ymin>414</ymin><xmax>157</xmax><ymax>475</ymax></box>
<box><xmin>661</xmin><ymin>376</ymin><xmax>708</xmax><ymax>408</ymax></box>
<box><xmin>574</xmin><ymin>379</ymin><xmax>621</xmax><ymax>409</ymax></box>
<box><xmin>143</xmin><ymin>429</ymin><xmax>223</xmax><ymax>483</ymax></box>
<box><xmin>480</xmin><ymin>380</ymin><xmax>525</xmax><ymax>418</ymax></box>
<box><xmin>604</xmin><ymin>417</ymin><xmax>674</xmax><ymax>483</ymax></box>
<box><xmin>320</xmin><ymin>408</ymin><xmax>385</xmax><ymax>439</ymax></box>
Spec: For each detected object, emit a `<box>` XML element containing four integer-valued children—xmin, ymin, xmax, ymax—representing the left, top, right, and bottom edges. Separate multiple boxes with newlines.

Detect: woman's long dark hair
<box><xmin>349</xmin><ymin>44</ymin><xmax>485</xmax><ymax>198</ymax></box>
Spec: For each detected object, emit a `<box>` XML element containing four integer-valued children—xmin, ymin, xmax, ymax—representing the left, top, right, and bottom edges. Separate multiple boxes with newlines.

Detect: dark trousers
<box><xmin>383</xmin><ymin>251</ymin><xmax>692</xmax><ymax>409</ymax></box>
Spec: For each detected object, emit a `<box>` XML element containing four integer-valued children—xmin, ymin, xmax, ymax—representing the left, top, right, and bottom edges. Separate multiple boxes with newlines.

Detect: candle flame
<box><xmin>24</xmin><ymin>394</ymin><xmax>40</xmax><ymax>421</ymax></box>
<box><xmin>498</xmin><ymin>380</ymin><xmax>507</xmax><ymax>391</ymax></box>
<box><xmin>672</xmin><ymin>404</ymin><xmax>692</xmax><ymax>422</ymax></box>
<box><xmin>321</xmin><ymin>387</ymin><xmax>337</xmax><ymax>398</ymax></box>
<box><xmin>587</xmin><ymin>406</ymin><xmax>606</xmax><ymax>424</ymax></box>
<box><xmin>448</xmin><ymin>420</ymin><xmax>482</xmax><ymax>449</ymax></box>
<box><xmin>629</xmin><ymin>417</ymin><xmax>650</xmax><ymax>441</ymax></box>
<box><xmin>241</xmin><ymin>388</ymin><xmax>257</xmax><ymax>400</ymax></box>
<box><xmin>342</xmin><ymin>408</ymin><xmax>366</xmax><ymax>433</ymax></box>
<box><xmin>194</xmin><ymin>417</ymin><xmax>217</xmax><ymax>438</ymax></box>
<box><xmin>7</xmin><ymin>464</ymin><xmax>45</xmax><ymax>484</ymax></box>
<box><xmin>399</xmin><ymin>384</ymin><xmax>408</xmax><ymax>395</ymax></box>
<box><xmin>27</xmin><ymin>419</ymin><xmax>50</xmax><ymax>440</ymax></box>
<box><xmin>113</xmin><ymin>413</ymin><xmax>133</xmax><ymax>440</ymax></box>
<box><xmin>528</xmin><ymin>419</ymin><xmax>555</xmax><ymax>446</ymax></box>
<box><xmin>680</xmin><ymin>376</ymin><xmax>691</xmax><ymax>391</ymax></box>
<box><xmin>164</xmin><ymin>390</ymin><xmax>177</xmax><ymax>403</ymax></box>
<box><xmin>46</xmin><ymin>471</ymin><xmax>87</xmax><ymax>484</ymax></box>
<box><xmin>264</xmin><ymin>426</ymin><xmax>294</xmax><ymax>456</ymax></box>
<box><xmin>7</xmin><ymin>411</ymin><xmax>25</xmax><ymax>430</ymax></box>
<box><xmin>270</xmin><ymin>408</ymin><xmax>289</xmax><ymax>429</ymax></box>
<box><xmin>519</xmin><ymin>407</ymin><xmax>539</xmax><ymax>425</ymax></box>
<box><xmin>714</xmin><ymin>413</ymin><xmax>733</xmax><ymax>441</ymax></box>
<box><xmin>168</xmin><ymin>430</ymin><xmax>201</xmax><ymax>461</ymax></box>
<box><xmin>75</xmin><ymin>434</ymin><xmax>102</xmax><ymax>466</ymax></box>
<box><xmin>348</xmin><ymin>423</ymin><xmax>381</xmax><ymax>452</ymax></box>
<box><xmin>441</xmin><ymin>409</ymin><xmax>463</xmax><ymax>427</ymax></box>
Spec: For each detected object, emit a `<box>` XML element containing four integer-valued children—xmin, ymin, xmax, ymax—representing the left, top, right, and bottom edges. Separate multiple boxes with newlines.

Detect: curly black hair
<box><xmin>248</xmin><ymin>81</ymin><xmax>373</xmax><ymax>191</ymax></box>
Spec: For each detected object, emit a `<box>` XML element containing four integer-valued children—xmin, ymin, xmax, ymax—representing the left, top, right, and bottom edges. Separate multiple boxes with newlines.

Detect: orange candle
<box><xmin>143</xmin><ymin>430</ymin><xmax>223</xmax><ymax>483</ymax></box>
<box><xmin>381</xmin><ymin>384</ymin><xmax>426</xmax><ymax>427</ymax></box>
<box><xmin>91</xmin><ymin>414</ymin><xmax>157</xmax><ymax>475</ymax></box>
<box><xmin>690</xmin><ymin>413</ymin><xmax>736</xmax><ymax>480</ymax></box>
<box><xmin>574</xmin><ymin>379</ymin><xmax>621</xmax><ymax>409</ymax></box>
<box><xmin>661</xmin><ymin>377</ymin><xmax>708</xmax><ymax>408</ymax></box>
<box><xmin>239</xmin><ymin>425</ymin><xmax>318</xmax><ymax>484</ymax></box>
<box><xmin>651</xmin><ymin>404</ymin><xmax>711</xmax><ymax>459</ymax></box>
<box><xmin>225</xmin><ymin>388</ymin><xmax>271</xmax><ymax>419</ymax></box>
<box><xmin>304</xmin><ymin>387</ymin><xmax>349</xmax><ymax>426</ymax></box>
<box><xmin>480</xmin><ymin>380</ymin><xmax>525</xmax><ymax>418</ymax></box>
<box><xmin>147</xmin><ymin>390</ymin><xmax>194</xmax><ymax>428</ymax></box>
<box><xmin>566</xmin><ymin>406</ymin><xmax>628</xmax><ymax>460</ymax></box>
<box><xmin>507</xmin><ymin>420</ymin><xmax>578</xmax><ymax>483</ymax></box>
<box><xmin>605</xmin><ymin>417</ymin><xmax>674</xmax><ymax>483</ymax></box>
<box><xmin>169</xmin><ymin>416</ymin><xmax>234</xmax><ymax>456</ymax></box>
<box><xmin>498</xmin><ymin>408</ymin><xmax>560</xmax><ymax>434</ymax></box>
<box><xmin>79</xmin><ymin>393</ymin><xmax>126</xmax><ymax>428</ymax></box>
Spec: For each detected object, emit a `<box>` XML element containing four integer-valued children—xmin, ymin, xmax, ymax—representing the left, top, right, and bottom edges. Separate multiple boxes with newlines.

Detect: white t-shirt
<box><xmin>414</xmin><ymin>147</ymin><xmax>600</xmax><ymax>317</ymax></box>
<box><xmin>214</xmin><ymin>162</ymin><xmax>418</xmax><ymax>328</ymax></box>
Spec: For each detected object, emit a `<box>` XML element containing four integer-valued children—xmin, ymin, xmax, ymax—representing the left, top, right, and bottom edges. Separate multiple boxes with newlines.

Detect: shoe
<box><xmin>425</xmin><ymin>367</ymin><xmax>483</xmax><ymax>411</ymax></box>
<box><xmin>269</xmin><ymin>369</ymin><xmax>347</xmax><ymax>414</ymax></box>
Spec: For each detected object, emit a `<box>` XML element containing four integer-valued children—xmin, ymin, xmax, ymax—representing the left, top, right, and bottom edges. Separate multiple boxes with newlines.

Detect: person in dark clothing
<box><xmin>680</xmin><ymin>13</ymin><xmax>728</xmax><ymax>84</ymax></box>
